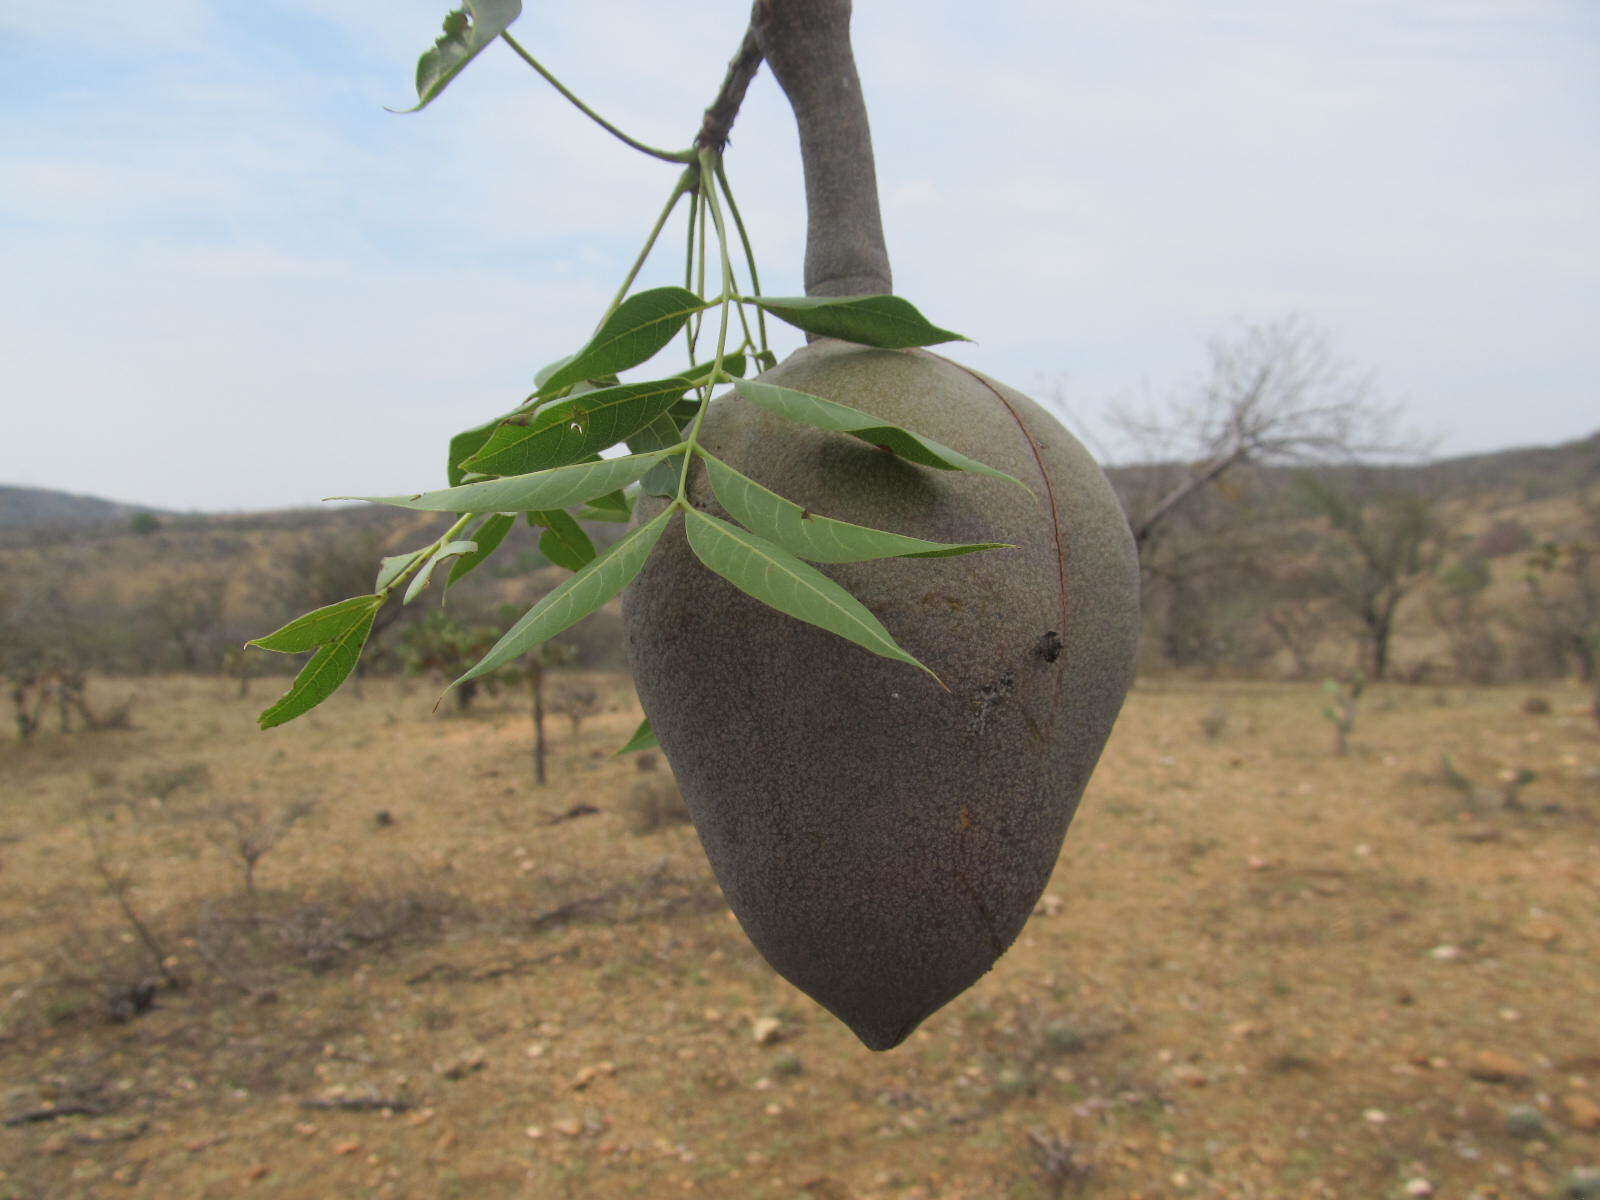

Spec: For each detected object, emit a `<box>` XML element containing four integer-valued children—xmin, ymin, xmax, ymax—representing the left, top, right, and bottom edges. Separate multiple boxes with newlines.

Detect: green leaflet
<box><xmin>732</xmin><ymin>379</ymin><xmax>1024</xmax><ymax>488</ymax></box>
<box><xmin>615</xmin><ymin>717</ymin><xmax>659</xmax><ymax>755</ymax></box>
<box><xmin>403</xmin><ymin>539</ymin><xmax>478</xmax><ymax>603</ymax></box>
<box><xmin>399</xmin><ymin>1</ymin><xmax>522</xmax><ymax>113</ymax></box>
<box><xmin>376</xmin><ymin>550</ymin><xmax>427</xmax><ymax>592</ymax></box>
<box><xmin>529</xmin><ymin>509</ymin><xmax>596</xmax><ymax>571</ymax></box>
<box><xmin>455</xmin><ymin>507</ymin><xmax>675</xmax><ymax>686</ymax></box>
<box><xmin>683</xmin><ymin>509</ymin><xmax>938</xmax><ymax>683</ymax></box>
<box><xmin>346</xmin><ymin>451</ymin><xmax>669</xmax><ymax>513</ymax></box>
<box><xmin>250</xmin><ymin>595</ymin><xmax>385</xmax><ymax>654</ymax></box>
<box><xmin>539</xmin><ymin>287</ymin><xmax>708</xmax><ymax>395</ymax></box>
<box><xmin>446</xmin><ymin>513</ymin><xmax>516</xmax><ymax>590</ymax></box>
<box><xmin>464</xmin><ymin>376</ymin><xmax>692</xmax><ymax>476</ymax></box>
<box><xmin>701</xmin><ymin>455</ymin><xmax>1013</xmax><ymax>564</ymax></box>
<box><xmin>749</xmin><ymin>294</ymin><xmax>967</xmax><ymax>349</ymax></box>
<box><xmin>252</xmin><ymin>595</ymin><xmax>385</xmax><ymax>729</ymax></box>
<box><xmin>447</xmin><ymin>420</ymin><xmax>498</xmax><ymax>486</ymax></box>
<box><xmin>626</xmin><ymin>411</ymin><xmax>684</xmax><ymax>455</ymax></box>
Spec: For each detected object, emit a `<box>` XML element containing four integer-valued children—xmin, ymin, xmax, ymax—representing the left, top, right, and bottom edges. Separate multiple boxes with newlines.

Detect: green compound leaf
<box><xmin>455</xmin><ymin>507</ymin><xmax>674</xmax><ymax>686</ymax></box>
<box><xmin>249</xmin><ymin>595</ymin><xmax>385</xmax><ymax>654</ymax></box>
<box><xmin>253</xmin><ymin>596</ymin><xmax>385</xmax><ymax>729</ymax></box>
<box><xmin>446</xmin><ymin>512</ymin><xmax>516</xmax><ymax>590</ymax></box>
<box><xmin>465</xmin><ymin>377</ymin><xmax>692</xmax><ymax>476</ymax></box>
<box><xmin>749</xmin><ymin>295</ymin><xmax>968</xmax><ymax>349</ymax></box>
<box><xmin>683</xmin><ymin>509</ymin><xmax>939</xmax><ymax>683</ymax></box>
<box><xmin>626</xmin><ymin>412</ymin><xmax>685</xmax><ymax>455</ymax></box>
<box><xmin>702</xmin><ymin>455</ymin><xmax>1013</xmax><ymax>564</ymax></box>
<box><xmin>345</xmin><ymin>451</ymin><xmax>670</xmax><ymax>514</ymax></box>
<box><xmin>403</xmin><ymin>539</ymin><xmax>478</xmax><ymax>604</ymax></box>
<box><xmin>529</xmin><ymin>509</ymin><xmax>596</xmax><ymax>572</ymax></box>
<box><xmin>540</xmin><ymin>288</ymin><xmax>708</xmax><ymax>395</ymax></box>
<box><xmin>615</xmin><ymin>716</ymin><xmax>659</xmax><ymax>755</ymax></box>
<box><xmin>398</xmin><ymin>1</ymin><xmax>522</xmax><ymax>113</ymax></box>
<box><xmin>732</xmin><ymin>379</ymin><xmax>1024</xmax><ymax>488</ymax></box>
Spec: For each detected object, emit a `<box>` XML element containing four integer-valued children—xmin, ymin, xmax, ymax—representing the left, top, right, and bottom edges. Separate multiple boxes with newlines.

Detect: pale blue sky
<box><xmin>3</xmin><ymin>1</ymin><xmax>1596</xmax><ymax>510</ymax></box>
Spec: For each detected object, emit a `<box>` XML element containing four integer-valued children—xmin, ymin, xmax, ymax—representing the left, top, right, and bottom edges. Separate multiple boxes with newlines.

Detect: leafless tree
<box><xmin>1115</xmin><ymin>315</ymin><xmax>1407</xmax><ymax>556</ymax></box>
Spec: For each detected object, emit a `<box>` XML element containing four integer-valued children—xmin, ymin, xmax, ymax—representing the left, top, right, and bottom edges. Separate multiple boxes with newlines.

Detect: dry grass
<box><xmin>0</xmin><ymin>673</ymin><xmax>1596</xmax><ymax>1199</ymax></box>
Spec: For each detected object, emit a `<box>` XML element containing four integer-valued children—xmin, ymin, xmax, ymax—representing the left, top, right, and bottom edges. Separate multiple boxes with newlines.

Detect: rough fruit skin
<box><xmin>622</xmin><ymin>339</ymin><xmax>1139</xmax><ymax>1050</ymax></box>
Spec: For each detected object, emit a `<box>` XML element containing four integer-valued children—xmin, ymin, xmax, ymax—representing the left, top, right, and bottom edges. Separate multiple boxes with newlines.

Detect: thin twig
<box><xmin>500</xmin><ymin>32</ymin><xmax>693</xmax><ymax>164</ymax></box>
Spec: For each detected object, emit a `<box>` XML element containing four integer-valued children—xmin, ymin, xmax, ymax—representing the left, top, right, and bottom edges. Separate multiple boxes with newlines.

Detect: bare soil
<box><xmin>1</xmin><ymin>674</ymin><xmax>1596</xmax><ymax>1199</ymax></box>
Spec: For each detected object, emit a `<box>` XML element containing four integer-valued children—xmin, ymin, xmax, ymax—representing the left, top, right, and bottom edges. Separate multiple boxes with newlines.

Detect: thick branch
<box><xmin>754</xmin><ymin>0</ymin><xmax>892</xmax><ymax>298</ymax></box>
<box><xmin>697</xmin><ymin>16</ymin><xmax>764</xmax><ymax>153</ymax></box>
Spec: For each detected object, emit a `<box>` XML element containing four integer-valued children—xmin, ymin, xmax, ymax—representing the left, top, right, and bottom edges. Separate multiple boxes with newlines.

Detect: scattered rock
<box><xmin>1403</xmin><ymin>1180</ymin><xmax>1434</xmax><ymax>1197</ymax></box>
<box><xmin>570</xmin><ymin>1062</ymin><xmax>617</xmax><ymax>1091</ymax></box>
<box><xmin>1169</xmin><ymin>1064</ymin><xmax>1207</xmax><ymax>1088</ymax></box>
<box><xmin>438</xmin><ymin>1050</ymin><xmax>487</xmax><ymax>1081</ymax></box>
<box><xmin>1364</xmin><ymin>1108</ymin><xmax>1389</xmax><ymax>1124</ymax></box>
<box><xmin>1429</xmin><ymin>945</ymin><xmax>1464</xmax><ymax>961</ymax></box>
<box><xmin>1033</xmin><ymin>893</ymin><xmax>1064</xmax><ymax>916</ymax></box>
<box><xmin>1468</xmin><ymin>1051</ymin><xmax>1531</xmax><ymax>1084</ymax></box>
<box><xmin>334</xmin><ymin>1141</ymin><xmax>361</xmax><ymax>1156</ymax></box>
<box><xmin>245</xmin><ymin>1164</ymin><xmax>270</xmax><ymax>1182</ymax></box>
<box><xmin>1522</xmin><ymin>697</ymin><xmax>1551</xmax><ymax>716</ymax></box>
<box><xmin>753</xmin><ymin>1017</ymin><xmax>782</xmax><ymax>1046</ymax></box>
<box><xmin>552</xmin><ymin>1118</ymin><xmax>583</xmax><ymax>1138</ymax></box>
<box><xmin>1520</xmin><ymin>920</ymin><xmax>1563</xmax><ymax>945</ymax></box>
<box><xmin>1505</xmin><ymin>1105</ymin><xmax>1547</xmax><ymax>1139</ymax></box>
<box><xmin>1563</xmin><ymin>1094</ymin><xmax>1600</xmax><ymax>1131</ymax></box>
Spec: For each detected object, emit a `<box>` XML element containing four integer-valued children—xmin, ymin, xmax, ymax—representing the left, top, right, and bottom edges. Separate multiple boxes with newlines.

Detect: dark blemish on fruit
<box><xmin>971</xmin><ymin>673</ymin><xmax>1015</xmax><ymax>734</ymax></box>
<box><xmin>1037</xmin><ymin>631</ymin><xmax>1062</xmax><ymax>663</ymax></box>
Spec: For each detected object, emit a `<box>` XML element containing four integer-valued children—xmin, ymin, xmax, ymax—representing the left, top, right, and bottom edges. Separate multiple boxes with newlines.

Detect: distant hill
<box><xmin>0</xmin><ymin>484</ymin><xmax>168</xmax><ymax>530</ymax></box>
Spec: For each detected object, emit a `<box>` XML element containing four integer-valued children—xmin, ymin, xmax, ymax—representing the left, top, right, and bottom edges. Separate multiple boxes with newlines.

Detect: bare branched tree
<box><xmin>1115</xmin><ymin>315</ymin><xmax>1407</xmax><ymax>555</ymax></box>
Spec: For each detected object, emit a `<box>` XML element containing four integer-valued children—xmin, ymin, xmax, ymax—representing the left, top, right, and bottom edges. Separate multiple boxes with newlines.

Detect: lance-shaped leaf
<box><xmin>376</xmin><ymin>549</ymin><xmax>427</xmax><ymax>593</ymax></box>
<box><xmin>455</xmin><ymin>507</ymin><xmax>674</xmax><ymax>686</ymax></box>
<box><xmin>732</xmin><ymin>380</ymin><xmax>1024</xmax><ymax>487</ymax></box>
<box><xmin>398</xmin><ymin>1</ymin><xmax>522</xmax><ymax>113</ymax></box>
<box><xmin>249</xmin><ymin>595</ymin><xmax>384</xmax><ymax>654</ymax></box>
<box><xmin>346</xmin><ymin>451</ymin><xmax>669</xmax><ymax>513</ymax></box>
<box><xmin>528</xmin><ymin>509</ymin><xmax>595</xmax><ymax>571</ymax></box>
<box><xmin>626</xmin><ymin>411</ymin><xmax>684</xmax><ymax>455</ymax></box>
<box><xmin>447</xmin><ymin>513</ymin><xmax>516</xmax><ymax>590</ymax></box>
<box><xmin>403</xmin><ymin>539</ymin><xmax>478</xmax><ymax>603</ymax></box>
<box><xmin>448</xmin><ymin>420</ymin><xmax>499</xmax><ymax>486</ymax></box>
<box><xmin>615</xmin><ymin>717</ymin><xmax>659</xmax><ymax>755</ymax></box>
<box><xmin>252</xmin><ymin>595</ymin><xmax>385</xmax><ymax>729</ymax></box>
<box><xmin>640</xmin><ymin>453</ymin><xmax>685</xmax><ymax>498</ymax></box>
<box><xmin>539</xmin><ymin>287</ymin><xmax>707</xmax><ymax>394</ymax></box>
<box><xmin>749</xmin><ymin>294</ymin><xmax>967</xmax><ymax>349</ymax></box>
<box><xmin>702</xmin><ymin>455</ymin><xmax>1013</xmax><ymax>564</ymax></box>
<box><xmin>684</xmin><ymin>510</ymin><xmax>939</xmax><ymax>683</ymax></box>
<box><xmin>577</xmin><ymin>489</ymin><xmax>633</xmax><ymax>523</ymax></box>
<box><xmin>465</xmin><ymin>376</ymin><xmax>691</xmax><ymax>476</ymax></box>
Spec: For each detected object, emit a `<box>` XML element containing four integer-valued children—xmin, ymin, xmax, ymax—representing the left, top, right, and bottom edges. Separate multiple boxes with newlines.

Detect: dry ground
<box><xmin>1</xmin><ymin>674</ymin><xmax>1596</xmax><ymax>1200</ymax></box>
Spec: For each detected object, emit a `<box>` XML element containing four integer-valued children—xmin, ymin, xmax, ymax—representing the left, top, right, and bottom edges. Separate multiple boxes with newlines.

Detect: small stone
<box><xmin>334</xmin><ymin>1141</ymin><xmax>361</xmax><ymax>1156</ymax></box>
<box><xmin>525</xmin><ymin>1126</ymin><xmax>544</xmax><ymax>1140</ymax></box>
<box><xmin>245</xmin><ymin>1164</ymin><xmax>270</xmax><ymax>1182</ymax></box>
<box><xmin>1563</xmin><ymin>1094</ymin><xmax>1600</xmax><ymax>1131</ymax></box>
<box><xmin>1170</xmin><ymin>1064</ymin><xmax>1207</xmax><ymax>1088</ymax></box>
<box><xmin>552</xmin><ymin>1118</ymin><xmax>583</xmax><ymax>1138</ymax></box>
<box><xmin>294</xmin><ymin>1122</ymin><xmax>317</xmax><ymax>1136</ymax></box>
<box><xmin>438</xmin><ymin>1049</ymin><xmax>487</xmax><ymax>1080</ymax></box>
<box><xmin>1469</xmin><ymin>1051</ymin><xmax>1531</xmax><ymax>1084</ymax></box>
<box><xmin>1403</xmin><ymin>1179</ymin><xmax>1434</xmax><ymax>1197</ymax></box>
<box><xmin>1521</xmin><ymin>920</ymin><xmax>1562</xmax><ymax>945</ymax></box>
<box><xmin>1364</xmin><ymin>1108</ymin><xmax>1389</xmax><ymax>1124</ymax></box>
<box><xmin>1033</xmin><ymin>893</ymin><xmax>1064</xmax><ymax>916</ymax></box>
<box><xmin>1429</xmin><ymin>944</ymin><xmax>1463</xmax><ymax>961</ymax></box>
<box><xmin>752</xmin><ymin>1017</ymin><xmax>782</xmax><ymax>1045</ymax></box>
<box><xmin>525</xmin><ymin>1042</ymin><xmax>546</xmax><ymax>1060</ymax></box>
